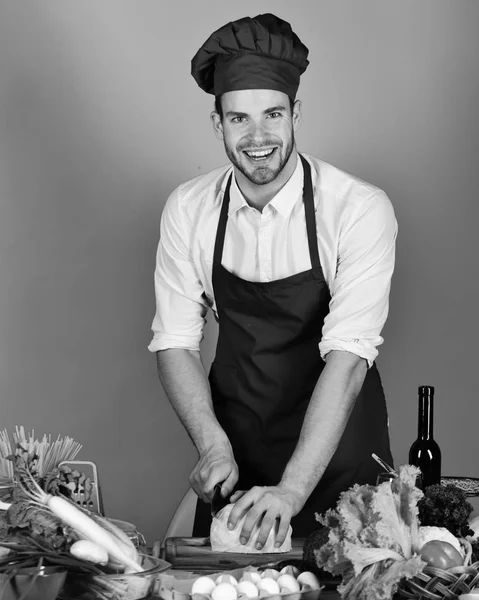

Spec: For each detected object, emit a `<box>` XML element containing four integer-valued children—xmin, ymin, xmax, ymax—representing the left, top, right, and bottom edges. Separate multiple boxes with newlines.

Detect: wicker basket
<box><xmin>397</xmin><ymin>539</ymin><xmax>479</xmax><ymax>600</ymax></box>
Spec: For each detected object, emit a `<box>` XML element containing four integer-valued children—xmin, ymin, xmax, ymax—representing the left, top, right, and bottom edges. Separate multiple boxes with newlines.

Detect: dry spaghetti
<box><xmin>0</xmin><ymin>426</ymin><xmax>82</xmax><ymax>480</ymax></box>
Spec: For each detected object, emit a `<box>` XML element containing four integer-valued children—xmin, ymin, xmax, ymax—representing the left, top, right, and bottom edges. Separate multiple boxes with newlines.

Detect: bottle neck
<box><xmin>418</xmin><ymin>392</ymin><xmax>434</xmax><ymax>440</ymax></box>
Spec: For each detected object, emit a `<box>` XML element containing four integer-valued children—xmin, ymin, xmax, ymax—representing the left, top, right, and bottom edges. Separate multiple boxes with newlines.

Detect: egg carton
<box><xmin>154</xmin><ymin>565</ymin><xmax>322</xmax><ymax>600</ymax></box>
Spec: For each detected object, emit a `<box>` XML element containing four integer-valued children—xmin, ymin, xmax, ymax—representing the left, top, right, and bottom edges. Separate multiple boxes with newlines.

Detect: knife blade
<box><xmin>211</xmin><ymin>482</ymin><xmax>229</xmax><ymax>517</ymax></box>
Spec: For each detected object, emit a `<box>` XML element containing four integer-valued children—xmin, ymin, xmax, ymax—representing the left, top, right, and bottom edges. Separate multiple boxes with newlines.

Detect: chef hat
<box><xmin>191</xmin><ymin>13</ymin><xmax>309</xmax><ymax>100</ymax></box>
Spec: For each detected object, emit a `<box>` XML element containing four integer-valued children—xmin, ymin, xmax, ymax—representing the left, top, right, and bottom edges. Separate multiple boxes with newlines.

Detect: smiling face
<box><xmin>211</xmin><ymin>89</ymin><xmax>301</xmax><ymax>188</ymax></box>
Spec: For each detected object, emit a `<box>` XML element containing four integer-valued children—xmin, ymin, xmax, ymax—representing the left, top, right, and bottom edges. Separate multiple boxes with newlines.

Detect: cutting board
<box><xmin>163</xmin><ymin>536</ymin><xmax>306</xmax><ymax>572</ymax></box>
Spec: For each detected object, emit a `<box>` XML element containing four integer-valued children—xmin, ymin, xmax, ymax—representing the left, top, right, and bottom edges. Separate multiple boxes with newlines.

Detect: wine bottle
<box><xmin>409</xmin><ymin>385</ymin><xmax>441</xmax><ymax>488</ymax></box>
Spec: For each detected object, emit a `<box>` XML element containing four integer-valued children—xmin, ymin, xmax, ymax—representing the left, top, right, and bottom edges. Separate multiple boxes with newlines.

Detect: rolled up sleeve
<box><xmin>148</xmin><ymin>187</ymin><xmax>208</xmax><ymax>353</ymax></box>
<box><xmin>318</xmin><ymin>190</ymin><xmax>397</xmax><ymax>367</ymax></box>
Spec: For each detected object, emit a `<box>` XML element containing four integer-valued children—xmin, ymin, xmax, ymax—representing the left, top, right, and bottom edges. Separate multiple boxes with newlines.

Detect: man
<box><xmin>149</xmin><ymin>13</ymin><xmax>396</xmax><ymax>550</ymax></box>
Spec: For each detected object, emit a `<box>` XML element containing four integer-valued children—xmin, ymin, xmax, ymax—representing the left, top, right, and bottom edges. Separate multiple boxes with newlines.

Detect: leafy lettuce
<box><xmin>315</xmin><ymin>465</ymin><xmax>427</xmax><ymax>600</ymax></box>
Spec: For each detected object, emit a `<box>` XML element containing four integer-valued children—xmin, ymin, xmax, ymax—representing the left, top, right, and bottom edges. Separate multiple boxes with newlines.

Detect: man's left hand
<box><xmin>226</xmin><ymin>485</ymin><xmax>304</xmax><ymax>550</ymax></box>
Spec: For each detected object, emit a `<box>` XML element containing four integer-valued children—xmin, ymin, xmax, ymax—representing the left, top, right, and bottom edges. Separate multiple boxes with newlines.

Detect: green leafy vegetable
<box><xmin>2</xmin><ymin>498</ymin><xmax>79</xmax><ymax>552</ymax></box>
<box><xmin>417</xmin><ymin>483</ymin><xmax>473</xmax><ymax>537</ymax></box>
<box><xmin>302</xmin><ymin>527</ymin><xmax>332</xmax><ymax>578</ymax></box>
<box><xmin>0</xmin><ymin>436</ymin><xmax>146</xmax><ymax>599</ymax></box>
<box><xmin>0</xmin><ymin>453</ymin><xmax>80</xmax><ymax>555</ymax></box>
<box><xmin>336</xmin><ymin>555</ymin><xmax>424</xmax><ymax>600</ymax></box>
<box><xmin>315</xmin><ymin>465</ymin><xmax>427</xmax><ymax>600</ymax></box>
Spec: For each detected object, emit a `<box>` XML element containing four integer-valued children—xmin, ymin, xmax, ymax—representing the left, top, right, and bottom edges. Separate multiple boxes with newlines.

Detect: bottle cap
<box><xmin>419</xmin><ymin>385</ymin><xmax>435</xmax><ymax>395</ymax></box>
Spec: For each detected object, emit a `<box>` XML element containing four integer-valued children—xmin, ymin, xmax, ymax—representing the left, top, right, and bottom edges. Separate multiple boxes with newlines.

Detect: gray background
<box><xmin>0</xmin><ymin>0</ymin><xmax>478</xmax><ymax>543</ymax></box>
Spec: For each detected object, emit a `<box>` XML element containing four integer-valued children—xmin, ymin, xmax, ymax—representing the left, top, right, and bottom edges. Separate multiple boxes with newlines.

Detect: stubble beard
<box><xmin>224</xmin><ymin>130</ymin><xmax>295</xmax><ymax>186</ymax></box>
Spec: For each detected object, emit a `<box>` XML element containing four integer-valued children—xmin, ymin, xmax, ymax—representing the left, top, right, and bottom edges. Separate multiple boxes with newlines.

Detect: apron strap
<box><xmin>213</xmin><ymin>156</ymin><xmax>320</xmax><ymax>270</ymax></box>
<box><xmin>213</xmin><ymin>173</ymin><xmax>233</xmax><ymax>266</ymax></box>
<box><xmin>299</xmin><ymin>155</ymin><xmax>321</xmax><ymax>271</ymax></box>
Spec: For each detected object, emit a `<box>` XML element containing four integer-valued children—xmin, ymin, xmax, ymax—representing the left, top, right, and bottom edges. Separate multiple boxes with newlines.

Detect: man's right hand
<box><xmin>189</xmin><ymin>444</ymin><xmax>238</xmax><ymax>503</ymax></box>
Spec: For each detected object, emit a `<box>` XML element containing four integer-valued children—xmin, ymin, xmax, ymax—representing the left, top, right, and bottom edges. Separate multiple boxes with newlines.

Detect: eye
<box><xmin>267</xmin><ymin>112</ymin><xmax>282</xmax><ymax>119</ymax></box>
<box><xmin>231</xmin><ymin>116</ymin><xmax>246</xmax><ymax>123</ymax></box>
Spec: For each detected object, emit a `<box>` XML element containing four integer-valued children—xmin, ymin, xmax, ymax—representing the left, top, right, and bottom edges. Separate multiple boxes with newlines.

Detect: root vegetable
<box><xmin>18</xmin><ymin>471</ymin><xmax>143</xmax><ymax>572</ymax></box>
<box><xmin>70</xmin><ymin>540</ymin><xmax>109</xmax><ymax>565</ymax></box>
<box><xmin>87</xmin><ymin>513</ymin><xmax>138</xmax><ymax>562</ymax></box>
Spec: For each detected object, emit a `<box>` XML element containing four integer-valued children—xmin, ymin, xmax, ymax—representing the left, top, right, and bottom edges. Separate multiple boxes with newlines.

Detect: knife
<box><xmin>211</xmin><ymin>482</ymin><xmax>230</xmax><ymax>517</ymax></box>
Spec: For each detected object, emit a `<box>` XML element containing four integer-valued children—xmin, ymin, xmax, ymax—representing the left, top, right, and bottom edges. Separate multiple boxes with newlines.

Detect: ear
<box><xmin>211</xmin><ymin>111</ymin><xmax>224</xmax><ymax>141</ymax></box>
<box><xmin>292</xmin><ymin>99</ymin><xmax>302</xmax><ymax>132</ymax></box>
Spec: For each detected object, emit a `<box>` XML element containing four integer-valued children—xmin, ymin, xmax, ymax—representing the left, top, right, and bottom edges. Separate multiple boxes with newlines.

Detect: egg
<box><xmin>191</xmin><ymin>576</ymin><xmax>217</xmax><ymax>596</ymax></box>
<box><xmin>297</xmin><ymin>571</ymin><xmax>320</xmax><ymax>590</ymax></box>
<box><xmin>237</xmin><ymin>580</ymin><xmax>259</xmax><ymax>598</ymax></box>
<box><xmin>261</xmin><ymin>569</ymin><xmax>280</xmax><ymax>580</ymax></box>
<box><xmin>277</xmin><ymin>574</ymin><xmax>301</xmax><ymax>593</ymax></box>
<box><xmin>257</xmin><ymin>577</ymin><xmax>280</xmax><ymax>595</ymax></box>
<box><xmin>216</xmin><ymin>574</ymin><xmax>239</xmax><ymax>586</ymax></box>
<box><xmin>241</xmin><ymin>571</ymin><xmax>262</xmax><ymax>584</ymax></box>
<box><xmin>280</xmin><ymin>565</ymin><xmax>300</xmax><ymax>578</ymax></box>
<box><xmin>211</xmin><ymin>582</ymin><xmax>238</xmax><ymax>600</ymax></box>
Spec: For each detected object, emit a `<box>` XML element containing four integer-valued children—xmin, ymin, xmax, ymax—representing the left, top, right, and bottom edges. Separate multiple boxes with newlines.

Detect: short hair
<box><xmin>214</xmin><ymin>95</ymin><xmax>295</xmax><ymax>120</ymax></box>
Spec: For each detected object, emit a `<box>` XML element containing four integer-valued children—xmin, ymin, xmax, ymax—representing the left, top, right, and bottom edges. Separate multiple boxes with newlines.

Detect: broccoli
<box><xmin>302</xmin><ymin>526</ymin><xmax>331</xmax><ymax>577</ymax></box>
<box><xmin>272</xmin><ymin>528</ymin><xmax>330</xmax><ymax>578</ymax></box>
<box><xmin>418</xmin><ymin>483</ymin><xmax>474</xmax><ymax>537</ymax></box>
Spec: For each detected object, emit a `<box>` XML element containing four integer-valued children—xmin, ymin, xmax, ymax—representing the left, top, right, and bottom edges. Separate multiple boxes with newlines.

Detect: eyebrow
<box><xmin>225</xmin><ymin>105</ymin><xmax>288</xmax><ymax>118</ymax></box>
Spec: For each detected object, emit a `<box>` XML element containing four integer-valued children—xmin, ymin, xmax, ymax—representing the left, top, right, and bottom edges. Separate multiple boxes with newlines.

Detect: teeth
<box><xmin>245</xmin><ymin>148</ymin><xmax>274</xmax><ymax>159</ymax></box>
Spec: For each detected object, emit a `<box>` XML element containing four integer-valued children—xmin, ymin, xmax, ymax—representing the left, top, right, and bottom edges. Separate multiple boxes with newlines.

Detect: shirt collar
<box><xmin>227</xmin><ymin>154</ymin><xmax>304</xmax><ymax>217</ymax></box>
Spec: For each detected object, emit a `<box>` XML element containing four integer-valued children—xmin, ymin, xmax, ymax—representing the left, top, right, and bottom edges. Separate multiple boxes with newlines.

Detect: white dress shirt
<box><xmin>148</xmin><ymin>153</ymin><xmax>397</xmax><ymax>366</ymax></box>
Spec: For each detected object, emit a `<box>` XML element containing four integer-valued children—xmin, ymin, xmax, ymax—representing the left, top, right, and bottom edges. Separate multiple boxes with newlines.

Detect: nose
<box><xmin>249</xmin><ymin>119</ymin><xmax>267</xmax><ymax>144</ymax></box>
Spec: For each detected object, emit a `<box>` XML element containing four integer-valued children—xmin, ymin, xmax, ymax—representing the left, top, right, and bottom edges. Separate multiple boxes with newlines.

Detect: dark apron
<box><xmin>193</xmin><ymin>155</ymin><xmax>392</xmax><ymax>537</ymax></box>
